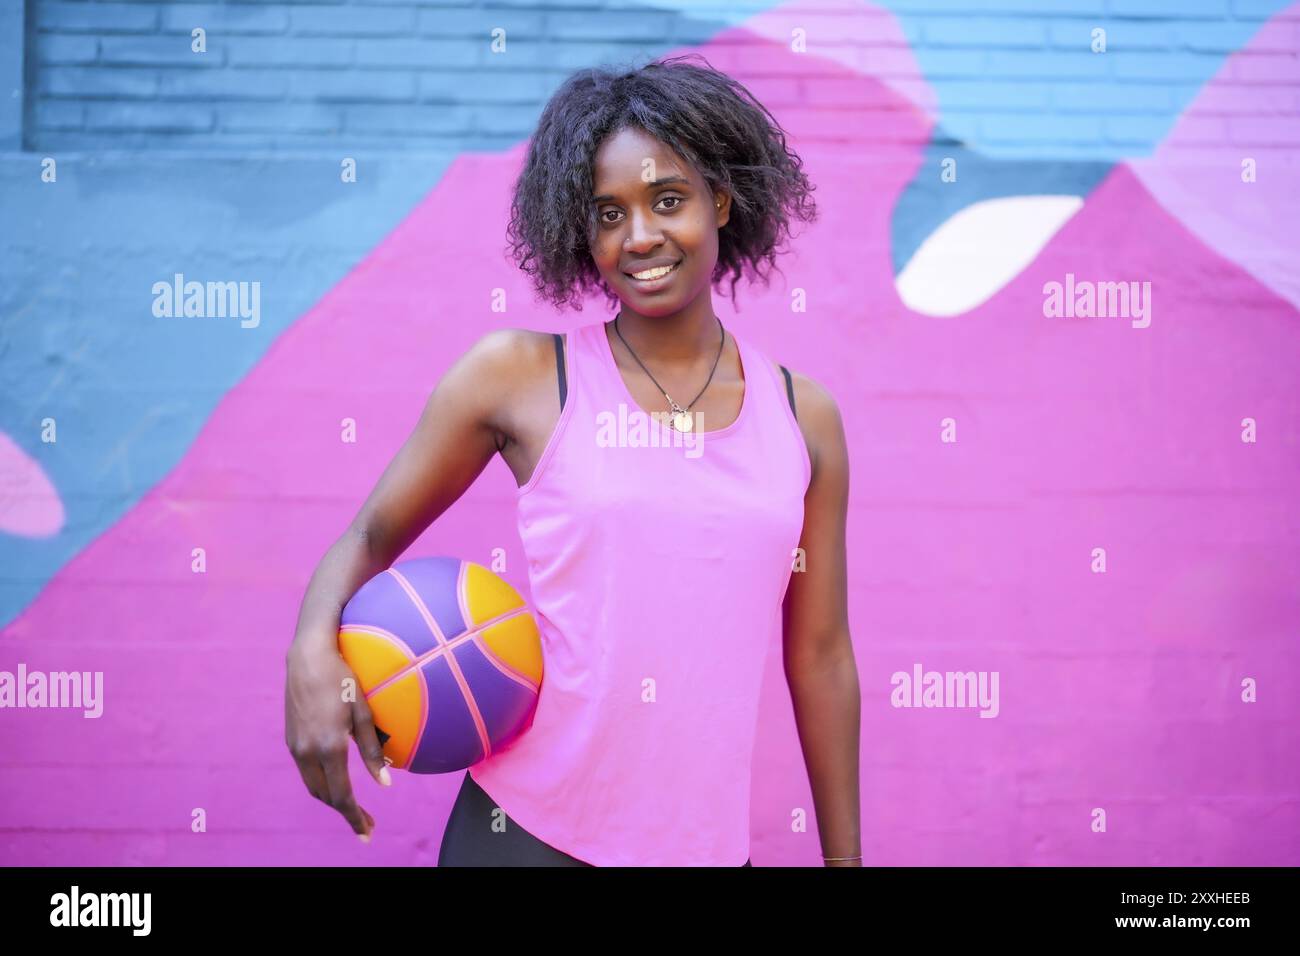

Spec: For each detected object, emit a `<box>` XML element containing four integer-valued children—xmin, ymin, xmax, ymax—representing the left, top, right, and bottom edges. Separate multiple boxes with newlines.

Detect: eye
<box><xmin>597</xmin><ymin>195</ymin><xmax>683</xmax><ymax>226</ymax></box>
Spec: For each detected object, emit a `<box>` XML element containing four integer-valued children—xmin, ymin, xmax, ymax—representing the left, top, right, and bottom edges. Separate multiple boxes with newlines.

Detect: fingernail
<box><xmin>358</xmin><ymin>831</ymin><xmax>371</xmax><ymax>844</ymax></box>
<box><xmin>379</xmin><ymin>766</ymin><xmax>393</xmax><ymax>787</ymax></box>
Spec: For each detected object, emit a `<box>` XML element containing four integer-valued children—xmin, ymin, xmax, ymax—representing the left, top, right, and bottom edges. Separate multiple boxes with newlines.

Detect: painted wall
<box><xmin>1</xmin><ymin>0</ymin><xmax>1297</xmax><ymax>866</ymax></box>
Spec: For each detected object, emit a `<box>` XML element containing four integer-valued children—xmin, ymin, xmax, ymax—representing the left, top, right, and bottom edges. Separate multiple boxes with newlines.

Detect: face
<box><xmin>588</xmin><ymin>126</ymin><xmax>730</xmax><ymax>317</ymax></box>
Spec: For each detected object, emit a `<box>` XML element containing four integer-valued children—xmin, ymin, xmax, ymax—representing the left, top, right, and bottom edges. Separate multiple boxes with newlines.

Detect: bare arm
<box><xmin>284</xmin><ymin>328</ymin><xmax>540</xmax><ymax>841</ymax></box>
<box><xmin>781</xmin><ymin>371</ymin><xmax>861</xmax><ymax>866</ymax></box>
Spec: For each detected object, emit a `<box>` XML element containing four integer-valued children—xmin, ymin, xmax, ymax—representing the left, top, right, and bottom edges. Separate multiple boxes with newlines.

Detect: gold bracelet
<box><xmin>823</xmin><ymin>854</ymin><xmax>862</xmax><ymax>861</ymax></box>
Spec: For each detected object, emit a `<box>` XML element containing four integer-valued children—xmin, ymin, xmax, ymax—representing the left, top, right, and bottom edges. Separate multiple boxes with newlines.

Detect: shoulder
<box><xmin>783</xmin><ymin>367</ymin><xmax>845</xmax><ymax>481</ymax></box>
<box><xmin>446</xmin><ymin>327</ymin><xmax>567</xmax><ymax>404</ymax></box>
<box><xmin>436</xmin><ymin>328</ymin><xmax>562</xmax><ymax>437</ymax></box>
<box><xmin>462</xmin><ymin>327</ymin><xmax>558</xmax><ymax>372</ymax></box>
<box><xmin>452</xmin><ymin>329</ymin><xmax>574</xmax><ymax>447</ymax></box>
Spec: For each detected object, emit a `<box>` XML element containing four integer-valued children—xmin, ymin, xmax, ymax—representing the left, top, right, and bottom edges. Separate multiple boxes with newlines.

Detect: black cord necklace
<box><xmin>613</xmin><ymin>311</ymin><xmax>726</xmax><ymax>432</ymax></box>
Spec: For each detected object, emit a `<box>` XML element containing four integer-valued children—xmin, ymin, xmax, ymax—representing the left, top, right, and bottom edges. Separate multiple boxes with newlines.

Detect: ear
<box><xmin>713</xmin><ymin>190</ymin><xmax>732</xmax><ymax>229</ymax></box>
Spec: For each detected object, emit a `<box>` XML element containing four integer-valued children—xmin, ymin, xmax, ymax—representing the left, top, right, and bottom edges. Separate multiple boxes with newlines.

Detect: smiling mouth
<box><xmin>626</xmin><ymin>261</ymin><xmax>681</xmax><ymax>283</ymax></box>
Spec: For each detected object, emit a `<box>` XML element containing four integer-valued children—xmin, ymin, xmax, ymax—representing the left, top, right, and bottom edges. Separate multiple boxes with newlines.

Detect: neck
<box><xmin>613</xmin><ymin>300</ymin><xmax>723</xmax><ymax>363</ymax></box>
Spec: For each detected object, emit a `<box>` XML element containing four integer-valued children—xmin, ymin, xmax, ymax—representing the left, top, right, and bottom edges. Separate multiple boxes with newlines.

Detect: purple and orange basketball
<box><xmin>337</xmin><ymin>556</ymin><xmax>543</xmax><ymax>773</ymax></box>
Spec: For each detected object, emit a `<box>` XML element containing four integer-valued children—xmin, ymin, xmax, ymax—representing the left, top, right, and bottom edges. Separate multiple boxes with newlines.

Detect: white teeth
<box><xmin>631</xmin><ymin>263</ymin><xmax>677</xmax><ymax>280</ymax></box>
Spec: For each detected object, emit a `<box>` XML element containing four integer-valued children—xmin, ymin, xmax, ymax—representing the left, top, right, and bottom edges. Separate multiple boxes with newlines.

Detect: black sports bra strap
<box><xmin>553</xmin><ymin>332</ymin><xmax>568</xmax><ymax>411</ymax></box>
<box><xmin>779</xmin><ymin>364</ymin><xmax>796</xmax><ymax>417</ymax></box>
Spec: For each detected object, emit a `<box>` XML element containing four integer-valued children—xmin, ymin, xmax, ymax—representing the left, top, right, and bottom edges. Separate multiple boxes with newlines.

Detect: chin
<box><xmin>624</xmin><ymin>298</ymin><xmax>683</xmax><ymax>318</ymax></box>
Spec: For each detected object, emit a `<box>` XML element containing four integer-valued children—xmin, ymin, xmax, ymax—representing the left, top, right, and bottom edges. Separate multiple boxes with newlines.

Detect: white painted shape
<box><xmin>896</xmin><ymin>195</ymin><xmax>1084</xmax><ymax>317</ymax></box>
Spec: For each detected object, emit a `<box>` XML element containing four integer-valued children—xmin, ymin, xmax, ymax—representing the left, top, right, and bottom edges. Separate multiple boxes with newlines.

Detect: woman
<box><xmin>285</xmin><ymin>55</ymin><xmax>860</xmax><ymax>867</ymax></box>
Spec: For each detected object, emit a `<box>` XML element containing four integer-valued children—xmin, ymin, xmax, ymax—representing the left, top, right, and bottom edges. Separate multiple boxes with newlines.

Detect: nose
<box><xmin>622</xmin><ymin>210</ymin><xmax>663</xmax><ymax>251</ymax></box>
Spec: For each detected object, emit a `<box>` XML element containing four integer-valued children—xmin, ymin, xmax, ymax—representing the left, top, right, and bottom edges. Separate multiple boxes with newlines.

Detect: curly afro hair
<box><xmin>505</xmin><ymin>53</ymin><xmax>818</xmax><ymax>313</ymax></box>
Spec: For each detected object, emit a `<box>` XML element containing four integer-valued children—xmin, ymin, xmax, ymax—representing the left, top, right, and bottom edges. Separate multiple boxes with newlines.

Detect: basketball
<box><xmin>337</xmin><ymin>556</ymin><xmax>543</xmax><ymax>773</ymax></box>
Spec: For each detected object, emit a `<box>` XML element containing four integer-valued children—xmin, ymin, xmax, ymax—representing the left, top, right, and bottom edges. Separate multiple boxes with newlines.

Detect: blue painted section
<box><xmin>0</xmin><ymin>0</ymin><xmax>23</xmax><ymax>151</ymax></box>
<box><xmin>869</xmin><ymin>0</ymin><xmax>1287</xmax><ymax>159</ymax></box>
<box><xmin>0</xmin><ymin>153</ymin><xmax>453</xmax><ymax>625</ymax></box>
<box><xmin>27</xmin><ymin>0</ymin><xmax>730</xmax><ymax>153</ymax></box>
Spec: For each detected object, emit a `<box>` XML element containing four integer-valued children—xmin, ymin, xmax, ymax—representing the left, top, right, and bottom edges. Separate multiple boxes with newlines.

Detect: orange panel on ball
<box><xmin>463</xmin><ymin>561</ymin><xmax>527</xmax><ymax>624</ymax></box>
<box><xmin>477</xmin><ymin>611</ymin><xmax>544</xmax><ymax>685</ymax></box>
<box><xmin>365</xmin><ymin>669</ymin><xmax>426</xmax><ymax>771</ymax></box>
<box><xmin>338</xmin><ymin>626</ymin><xmax>416</xmax><ymax>692</ymax></box>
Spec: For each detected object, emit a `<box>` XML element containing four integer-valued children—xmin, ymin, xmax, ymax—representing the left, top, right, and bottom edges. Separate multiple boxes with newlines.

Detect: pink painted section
<box><xmin>2</xmin><ymin>13</ymin><xmax>1298</xmax><ymax>867</ymax></box>
<box><xmin>1128</xmin><ymin>2</ymin><xmax>1300</xmax><ymax>311</ymax></box>
<box><xmin>750</xmin><ymin>150</ymin><xmax>1300</xmax><ymax>864</ymax></box>
<box><xmin>0</xmin><ymin>432</ymin><xmax>64</xmax><ymax>538</ymax></box>
<box><xmin>730</xmin><ymin>0</ymin><xmax>940</xmax><ymax>121</ymax></box>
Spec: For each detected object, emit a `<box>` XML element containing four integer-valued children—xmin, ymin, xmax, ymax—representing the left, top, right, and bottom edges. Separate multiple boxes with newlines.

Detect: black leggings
<box><xmin>437</xmin><ymin>772</ymin><xmax>753</xmax><ymax>867</ymax></box>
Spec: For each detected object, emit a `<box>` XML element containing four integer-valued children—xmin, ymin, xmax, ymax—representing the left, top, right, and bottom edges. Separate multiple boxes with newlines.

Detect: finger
<box><xmin>301</xmin><ymin>756</ymin><xmax>333</xmax><ymax>805</ymax></box>
<box><xmin>350</xmin><ymin>699</ymin><xmax>393</xmax><ymax>787</ymax></box>
<box><xmin>289</xmin><ymin>745</ymin><xmax>332</xmax><ymax>805</ymax></box>
<box><xmin>286</xmin><ymin>690</ymin><xmax>330</xmax><ymax>804</ymax></box>
<box><xmin>321</xmin><ymin>747</ymin><xmax>371</xmax><ymax>840</ymax></box>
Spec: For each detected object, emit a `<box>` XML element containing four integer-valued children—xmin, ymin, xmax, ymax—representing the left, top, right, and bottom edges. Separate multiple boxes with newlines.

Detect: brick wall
<box><xmin>3</xmin><ymin>0</ymin><xmax>1299</xmax><ymax>869</ymax></box>
<box><xmin>23</xmin><ymin>0</ymin><xmax>1296</xmax><ymax>154</ymax></box>
<box><xmin>29</xmin><ymin>0</ymin><xmax>693</xmax><ymax>150</ymax></box>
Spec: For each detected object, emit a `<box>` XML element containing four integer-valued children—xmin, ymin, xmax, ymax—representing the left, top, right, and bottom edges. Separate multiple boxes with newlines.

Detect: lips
<box><xmin>623</xmin><ymin>259</ymin><xmax>681</xmax><ymax>279</ymax></box>
<box><xmin>624</xmin><ymin>260</ymin><xmax>681</xmax><ymax>289</ymax></box>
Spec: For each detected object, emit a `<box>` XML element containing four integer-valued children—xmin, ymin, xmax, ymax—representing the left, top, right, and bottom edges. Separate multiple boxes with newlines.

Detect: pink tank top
<box><xmin>468</xmin><ymin>317</ymin><xmax>811</xmax><ymax>866</ymax></box>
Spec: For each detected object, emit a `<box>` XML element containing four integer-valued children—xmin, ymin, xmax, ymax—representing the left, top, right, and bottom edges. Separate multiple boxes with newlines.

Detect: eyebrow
<box><xmin>592</xmin><ymin>176</ymin><xmax>691</xmax><ymax>203</ymax></box>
